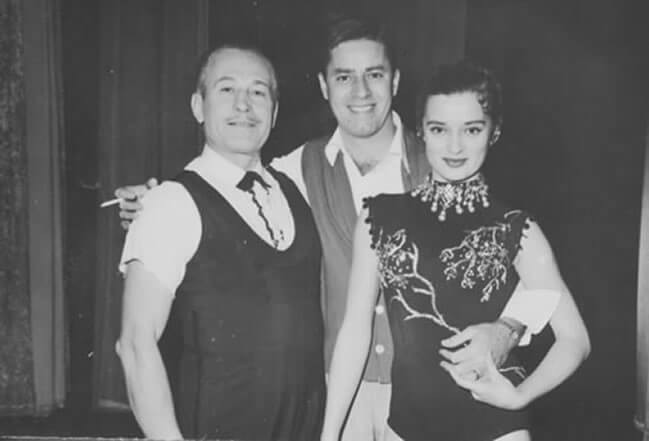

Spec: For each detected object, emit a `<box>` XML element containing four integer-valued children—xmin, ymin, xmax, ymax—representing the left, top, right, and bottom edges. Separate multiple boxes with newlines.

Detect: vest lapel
<box><xmin>324</xmin><ymin>150</ymin><xmax>357</xmax><ymax>256</ymax></box>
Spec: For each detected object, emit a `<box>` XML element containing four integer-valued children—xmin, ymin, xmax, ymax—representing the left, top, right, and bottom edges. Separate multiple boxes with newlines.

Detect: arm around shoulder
<box><xmin>115</xmin><ymin>177</ymin><xmax>159</xmax><ymax>229</ymax></box>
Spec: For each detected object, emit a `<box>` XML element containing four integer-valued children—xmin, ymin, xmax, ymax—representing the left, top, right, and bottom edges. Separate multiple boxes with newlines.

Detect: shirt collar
<box><xmin>324</xmin><ymin>111</ymin><xmax>409</xmax><ymax>172</ymax></box>
<box><xmin>186</xmin><ymin>145</ymin><xmax>264</xmax><ymax>189</ymax></box>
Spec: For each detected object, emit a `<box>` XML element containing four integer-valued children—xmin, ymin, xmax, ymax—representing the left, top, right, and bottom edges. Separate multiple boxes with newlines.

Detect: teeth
<box><xmin>349</xmin><ymin>105</ymin><xmax>373</xmax><ymax>112</ymax></box>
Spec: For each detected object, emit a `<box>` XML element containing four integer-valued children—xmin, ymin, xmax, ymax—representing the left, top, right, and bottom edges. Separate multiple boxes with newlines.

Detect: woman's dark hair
<box><xmin>416</xmin><ymin>60</ymin><xmax>503</xmax><ymax>131</ymax></box>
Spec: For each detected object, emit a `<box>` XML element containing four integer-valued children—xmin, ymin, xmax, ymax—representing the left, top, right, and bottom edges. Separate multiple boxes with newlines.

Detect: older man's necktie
<box><xmin>237</xmin><ymin>171</ymin><xmax>281</xmax><ymax>248</ymax></box>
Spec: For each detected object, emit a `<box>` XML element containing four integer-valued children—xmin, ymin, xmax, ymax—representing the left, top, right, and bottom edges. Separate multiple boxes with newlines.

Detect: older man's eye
<box><xmin>335</xmin><ymin>74</ymin><xmax>351</xmax><ymax>83</ymax></box>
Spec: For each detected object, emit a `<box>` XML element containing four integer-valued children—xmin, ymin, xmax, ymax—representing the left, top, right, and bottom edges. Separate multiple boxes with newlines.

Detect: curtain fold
<box><xmin>0</xmin><ymin>0</ymin><xmax>66</xmax><ymax>416</ymax></box>
<box><xmin>22</xmin><ymin>0</ymin><xmax>66</xmax><ymax>414</ymax></box>
<box><xmin>636</xmin><ymin>121</ymin><xmax>649</xmax><ymax>441</ymax></box>
<box><xmin>93</xmin><ymin>0</ymin><xmax>207</xmax><ymax>408</ymax></box>
<box><xmin>0</xmin><ymin>0</ymin><xmax>33</xmax><ymax>415</ymax></box>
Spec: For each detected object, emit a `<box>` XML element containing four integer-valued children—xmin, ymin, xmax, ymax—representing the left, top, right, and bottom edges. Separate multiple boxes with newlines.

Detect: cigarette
<box><xmin>99</xmin><ymin>197</ymin><xmax>123</xmax><ymax>208</ymax></box>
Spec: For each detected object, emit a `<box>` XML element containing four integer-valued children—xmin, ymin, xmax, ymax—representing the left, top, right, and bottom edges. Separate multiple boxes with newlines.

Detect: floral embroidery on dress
<box><xmin>367</xmin><ymin>198</ymin><xmax>528</xmax><ymax>381</ymax></box>
<box><xmin>373</xmin><ymin>228</ymin><xmax>459</xmax><ymax>333</ymax></box>
<box><xmin>440</xmin><ymin>210</ymin><xmax>524</xmax><ymax>302</ymax></box>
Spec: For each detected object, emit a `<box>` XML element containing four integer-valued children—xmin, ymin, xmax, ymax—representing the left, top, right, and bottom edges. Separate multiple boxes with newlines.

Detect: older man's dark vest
<box><xmin>172</xmin><ymin>169</ymin><xmax>325</xmax><ymax>440</ymax></box>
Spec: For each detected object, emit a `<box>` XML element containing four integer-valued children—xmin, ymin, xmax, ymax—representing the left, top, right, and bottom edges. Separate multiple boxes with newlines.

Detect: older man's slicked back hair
<box><xmin>193</xmin><ymin>41</ymin><xmax>279</xmax><ymax>101</ymax></box>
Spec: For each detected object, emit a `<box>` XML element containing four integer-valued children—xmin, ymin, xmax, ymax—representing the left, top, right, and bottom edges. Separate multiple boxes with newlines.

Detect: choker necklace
<box><xmin>412</xmin><ymin>173</ymin><xmax>490</xmax><ymax>221</ymax></box>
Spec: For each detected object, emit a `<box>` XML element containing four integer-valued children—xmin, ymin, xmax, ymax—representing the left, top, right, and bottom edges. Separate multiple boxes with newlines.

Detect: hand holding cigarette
<box><xmin>100</xmin><ymin>177</ymin><xmax>159</xmax><ymax>230</ymax></box>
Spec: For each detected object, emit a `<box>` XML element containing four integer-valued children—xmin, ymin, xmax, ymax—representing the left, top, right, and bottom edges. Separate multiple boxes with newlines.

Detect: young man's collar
<box><xmin>324</xmin><ymin>112</ymin><xmax>409</xmax><ymax>172</ymax></box>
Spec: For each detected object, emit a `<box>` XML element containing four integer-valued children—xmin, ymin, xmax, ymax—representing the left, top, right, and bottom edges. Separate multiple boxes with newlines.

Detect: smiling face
<box><xmin>318</xmin><ymin>39</ymin><xmax>399</xmax><ymax>140</ymax></box>
<box><xmin>191</xmin><ymin>48</ymin><xmax>278</xmax><ymax>168</ymax></box>
<box><xmin>421</xmin><ymin>92</ymin><xmax>492</xmax><ymax>182</ymax></box>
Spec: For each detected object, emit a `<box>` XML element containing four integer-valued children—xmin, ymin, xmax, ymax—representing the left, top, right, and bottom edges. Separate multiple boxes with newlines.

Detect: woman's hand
<box><xmin>442</xmin><ymin>355</ymin><xmax>528</xmax><ymax>410</ymax></box>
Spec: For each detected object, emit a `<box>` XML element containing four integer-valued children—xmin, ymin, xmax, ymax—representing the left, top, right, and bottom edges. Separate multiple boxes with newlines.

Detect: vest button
<box><xmin>375</xmin><ymin>304</ymin><xmax>385</xmax><ymax>315</ymax></box>
<box><xmin>375</xmin><ymin>344</ymin><xmax>385</xmax><ymax>355</ymax></box>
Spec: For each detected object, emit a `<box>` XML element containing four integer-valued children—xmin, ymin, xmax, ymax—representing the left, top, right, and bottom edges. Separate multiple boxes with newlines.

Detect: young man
<box><xmin>116</xmin><ymin>44</ymin><xmax>325</xmax><ymax>441</ymax></box>
<box><xmin>117</xmin><ymin>16</ymin><xmax>554</xmax><ymax>441</ymax></box>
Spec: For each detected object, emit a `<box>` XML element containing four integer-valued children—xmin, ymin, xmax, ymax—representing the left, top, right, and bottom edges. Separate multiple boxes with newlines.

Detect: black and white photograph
<box><xmin>0</xmin><ymin>1</ymin><xmax>648</xmax><ymax>440</ymax></box>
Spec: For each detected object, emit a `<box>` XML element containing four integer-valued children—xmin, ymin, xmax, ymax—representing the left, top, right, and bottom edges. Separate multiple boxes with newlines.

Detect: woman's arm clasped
<box><xmin>447</xmin><ymin>220</ymin><xmax>591</xmax><ymax>410</ymax></box>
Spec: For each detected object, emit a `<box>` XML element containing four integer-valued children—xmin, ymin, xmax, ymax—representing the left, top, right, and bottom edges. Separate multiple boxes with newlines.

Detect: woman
<box><xmin>320</xmin><ymin>61</ymin><xmax>591</xmax><ymax>441</ymax></box>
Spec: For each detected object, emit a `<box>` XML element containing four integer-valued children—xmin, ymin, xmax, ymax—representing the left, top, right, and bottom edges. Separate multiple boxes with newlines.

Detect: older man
<box><xmin>115</xmin><ymin>43</ymin><xmax>325</xmax><ymax>441</ymax></box>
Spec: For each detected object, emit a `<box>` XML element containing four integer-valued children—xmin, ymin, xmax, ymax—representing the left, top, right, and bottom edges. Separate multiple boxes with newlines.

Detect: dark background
<box><xmin>4</xmin><ymin>0</ymin><xmax>647</xmax><ymax>440</ymax></box>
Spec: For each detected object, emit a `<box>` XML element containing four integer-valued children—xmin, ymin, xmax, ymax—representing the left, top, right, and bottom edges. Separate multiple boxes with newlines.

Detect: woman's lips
<box><xmin>443</xmin><ymin>158</ymin><xmax>467</xmax><ymax>168</ymax></box>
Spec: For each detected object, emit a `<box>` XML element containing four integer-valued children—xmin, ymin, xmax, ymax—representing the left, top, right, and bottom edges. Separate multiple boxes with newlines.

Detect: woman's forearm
<box><xmin>321</xmin><ymin>207</ymin><xmax>381</xmax><ymax>440</ymax></box>
<box><xmin>320</xmin><ymin>318</ymin><xmax>373</xmax><ymax>441</ymax></box>
<box><xmin>516</xmin><ymin>333</ymin><xmax>590</xmax><ymax>407</ymax></box>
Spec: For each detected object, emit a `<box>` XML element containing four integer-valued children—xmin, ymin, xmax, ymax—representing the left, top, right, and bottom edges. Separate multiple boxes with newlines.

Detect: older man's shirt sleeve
<box><xmin>501</xmin><ymin>287</ymin><xmax>561</xmax><ymax>345</ymax></box>
<box><xmin>119</xmin><ymin>181</ymin><xmax>201</xmax><ymax>295</ymax></box>
<box><xmin>270</xmin><ymin>145</ymin><xmax>308</xmax><ymax>203</ymax></box>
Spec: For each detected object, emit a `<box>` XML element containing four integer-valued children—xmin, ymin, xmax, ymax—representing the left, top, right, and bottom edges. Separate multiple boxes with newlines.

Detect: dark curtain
<box><xmin>466</xmin><ymin>1</ymin><xmax>648</xmax><ymax>440</ymax></box>
<box><xmin>0</xmin><ymin>0</ymin><xmax>33</xmax><ymax>415</ymax></box>
<box><xmin>93</xmin><ymin>0</ymin><xmax>208</xmax><ymax>408</ymax></box>
<box><xmin>0</xmin><ymin>0</ymin><xmax>66</xmax><ymax>416</ymax></box>
<box><xmin>23</xmin><ymin>0</ymin><xmax>67</xmax><ymax>415</ymax></box>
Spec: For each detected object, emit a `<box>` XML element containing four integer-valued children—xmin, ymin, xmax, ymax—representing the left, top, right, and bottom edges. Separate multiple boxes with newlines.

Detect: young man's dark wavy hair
<box><xmin>318</xmin><ymin>13</ymin><xmax>398</xmax><ymax>75</ymax></box>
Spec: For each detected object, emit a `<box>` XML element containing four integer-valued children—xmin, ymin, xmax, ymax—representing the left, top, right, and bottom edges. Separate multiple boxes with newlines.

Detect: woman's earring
<box><xmin>489</xmin><ymin>128</ymin><xmax>501</xmax><ymax>146</ymax></box>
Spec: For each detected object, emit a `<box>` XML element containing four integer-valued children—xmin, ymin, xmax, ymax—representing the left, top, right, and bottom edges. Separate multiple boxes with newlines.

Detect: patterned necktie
<box><xmin>237</xmin><ymin>171</ymin><xmax>280</xmax><ymax>248</ymax></box>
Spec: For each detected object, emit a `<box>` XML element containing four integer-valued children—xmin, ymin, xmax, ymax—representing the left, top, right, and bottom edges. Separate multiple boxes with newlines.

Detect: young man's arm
<box><xmin>438</xmin><ymin>282</ymin><xmax>560</xmax><ymax>378</ymax></box>
<box><xmin>114</xmin><ymin>145</ymin><xmax>308</xmax><ymax>228</ymax></box>
<box><xmin>114</xmin><ymin>178</ymin><xmax>159</xmax><ymax>229</ymax></box>
<box><xmin>444</xmin><ymin>221</ymin><xmax>590</xmax><ymax>409</ymax></box>
<box><xmin>116</xmin><ymin>261</ymin><xmax>182</xmax><ymax>440</ymax></box>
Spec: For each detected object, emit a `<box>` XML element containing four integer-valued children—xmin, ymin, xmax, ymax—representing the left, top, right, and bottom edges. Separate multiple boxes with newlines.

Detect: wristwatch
<box><xmin>497</xmin><ymin>317</ymin><xmax>527</xmax><ymax>344</ymax></box>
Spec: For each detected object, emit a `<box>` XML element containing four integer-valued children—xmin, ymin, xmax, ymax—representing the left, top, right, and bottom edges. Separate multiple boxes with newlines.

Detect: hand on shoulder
<box><xmin>114</xmin><ymin>177</ymin><xmax>159</xmax><ymax>229</ymax></box>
